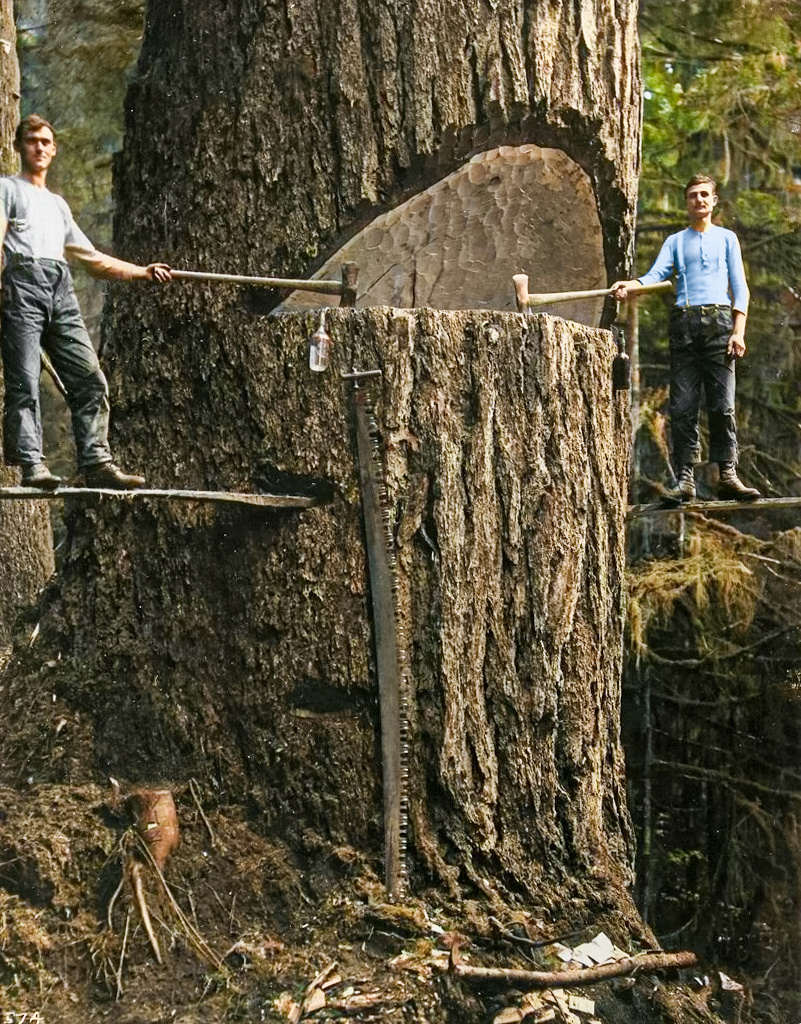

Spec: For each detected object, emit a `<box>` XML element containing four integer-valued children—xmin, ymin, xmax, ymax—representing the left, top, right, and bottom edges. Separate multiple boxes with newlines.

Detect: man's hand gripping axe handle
<box><xmin>512</xmin><ymin>275</ymin><xmax>672</xmax><ymax>311</ymax></box>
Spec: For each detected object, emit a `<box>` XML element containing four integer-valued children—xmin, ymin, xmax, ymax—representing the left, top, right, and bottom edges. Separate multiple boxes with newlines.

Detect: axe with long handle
<box><xmin>171</xmin><ymin>261</ymin><xmax>359</xmax><ymax>306</ymax></box>
<box><xmin>512</xmin><ymin>275</ymin><xmax>673</xmax><ymax>311</ymax></box>
<box><xmin>37</xmin><ymin>264</ymin><xmax>359</xmax><ymax>395</ymax></box>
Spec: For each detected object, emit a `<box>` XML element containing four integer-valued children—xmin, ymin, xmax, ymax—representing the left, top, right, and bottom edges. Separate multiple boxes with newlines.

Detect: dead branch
<box><xmin>451</xmin><ymin>949</ymin><xmax>697</xmax><ymax>987</ymax></box>
<box><xmin>487</xmin><ymin>917</ymin><xmax>581</xmax><ymax>950</ymax></box>
<box><xmin>651</xmin><ymin>759</ymin><xmax>801</xmax><ymax>800</ymax></box>
<box><xmin>646</xmin><ymin>621</ymin><xmax>801</xmax><ymax>668</ymax></box>
<box><xmin>115</xmin><ymin>908</ymin><xmax>131</xmax><ymax>1000</ymax></box>
<box><xmin>106</xmin><ymin>874</ymin><xmax>125</xmax><ymax>930</ymax></box>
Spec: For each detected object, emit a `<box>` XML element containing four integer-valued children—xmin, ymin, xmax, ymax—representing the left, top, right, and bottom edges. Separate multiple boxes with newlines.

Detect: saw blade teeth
<box><xmin>352</xmin><ymin>377</ymin><xmax>411</xmax><ymax>901</ymax></box>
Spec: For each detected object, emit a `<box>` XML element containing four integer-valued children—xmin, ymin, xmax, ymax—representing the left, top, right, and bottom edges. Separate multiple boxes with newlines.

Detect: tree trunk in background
<box><xmin>6</xmin><ymin>0</ymin><xmax>639</xmax><ymax>910</ymax></box>
<box><xmin>0</xmin><ymin>1</ymin><xmax>54</xmax><ymax>651</ymax></box>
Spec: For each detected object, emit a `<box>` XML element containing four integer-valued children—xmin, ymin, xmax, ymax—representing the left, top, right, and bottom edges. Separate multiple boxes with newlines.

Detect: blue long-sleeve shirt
<box><xmin>638</xmin><ymin>225</ymin><xmax>749</xmax><ymax>313</ymax></box>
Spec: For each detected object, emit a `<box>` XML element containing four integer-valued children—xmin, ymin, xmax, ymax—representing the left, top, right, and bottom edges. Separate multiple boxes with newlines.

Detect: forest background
<box><xmin>11</xmin><ymin>0</ymin><xmax>801</xmax><ymax>1020</ymax></box>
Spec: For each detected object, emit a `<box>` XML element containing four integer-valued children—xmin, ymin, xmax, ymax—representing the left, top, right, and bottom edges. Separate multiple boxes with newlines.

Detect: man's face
<box><xmin>685</xmin><ymin>184</ymin><xmax>717</xmax><ymax>220</ymax></box>
<box><xmin>17</xmin><ymin>126</ymin><xmax>56</xmax><ymax>175</ymax></box>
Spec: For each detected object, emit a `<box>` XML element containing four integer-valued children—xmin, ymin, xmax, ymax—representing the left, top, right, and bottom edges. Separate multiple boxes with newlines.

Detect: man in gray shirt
<box><xmin>1</xmin><ymin>113</ymin><xmax>171</xmax><ymax>489</ymax></box>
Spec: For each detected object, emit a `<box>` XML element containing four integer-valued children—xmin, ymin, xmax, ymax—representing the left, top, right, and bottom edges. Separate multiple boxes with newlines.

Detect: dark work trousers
<box><xmin>668</xmin><ymin>303</ymin><xmax>738</xmax><ymax>469</ymax></box>
<box><xmin>1</xmin><ymin>256</ymin><xmax>112</xmax><ymax>470</ymax></box>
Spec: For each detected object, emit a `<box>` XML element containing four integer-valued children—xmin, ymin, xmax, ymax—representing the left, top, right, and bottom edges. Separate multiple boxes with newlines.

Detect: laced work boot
<box><xmin>83</xmin><ymin>462</ymin><xmax>146</xmax><ymax>490</ymax></box>
<box><xmin>671</xmin><ymin>464</ymin><xmax>696</xmax><ymax>502</ymax></box>
<box><xmin>717</xmin><ymin>463</ymin><xmax>760</xmax><ymax>501</ymax></box>
<box><xmin>21</xmin><ymin>462</ymin><xmax>61</xmax><ymax>490</ymax></box>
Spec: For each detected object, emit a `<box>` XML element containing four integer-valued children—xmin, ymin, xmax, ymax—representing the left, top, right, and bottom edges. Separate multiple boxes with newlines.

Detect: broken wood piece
<box><xmin>492</xmin><ymin>1009</ymin><xmax>523</xmax><ymax>1023</ymax></box>
<box><xmin>288</xmin><ymin>961</ymin><xmax>338</xmax><ymax>1022</ymax></box>
<box><xmin>567</xmin><ymin>993</ymin><xmax>595</xmax><ymax>1014</ymax></box>
<box><xmin>303</xmin><ymin>988</ymin><xmax>326</xmax><ymax>1015</ymax></box>
<box><xmin>452</xmin><ymin>949</ymin><xmax>697</xmax><ymax>987</ymax></box>
<box><xmin>127</xmin><ymin>788</ymin><xmax>180</xmax><ymax>870</ymax></box>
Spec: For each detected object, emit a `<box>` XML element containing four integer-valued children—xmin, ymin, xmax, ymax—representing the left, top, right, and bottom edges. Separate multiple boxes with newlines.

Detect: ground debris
<box><xmin>274</xmin><ymin>960</ymin><xmax>407</xmax><ymax>1021</ymax></box>
<box><xmin>0</xmin><ymin>787</ymin><xmax>730</xmax><ymax>1024</ymax></box>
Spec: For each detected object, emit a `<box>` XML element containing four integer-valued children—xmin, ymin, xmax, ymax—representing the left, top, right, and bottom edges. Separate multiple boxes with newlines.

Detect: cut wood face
<box><xmin>277</xmin><ymin>145</ymin><xmax>606</xmax><ymax>326</ymax></box>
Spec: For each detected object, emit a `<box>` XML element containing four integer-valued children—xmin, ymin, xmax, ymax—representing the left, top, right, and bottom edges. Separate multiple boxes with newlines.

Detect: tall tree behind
<box><xmin>0</xmin><ymin>0</ymin><xmax>54</xmax><ymax>651</ymax></box>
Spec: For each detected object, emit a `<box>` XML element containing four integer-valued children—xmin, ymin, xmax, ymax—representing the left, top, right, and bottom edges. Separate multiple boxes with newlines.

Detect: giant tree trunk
<box><xmin>0</xmin><ymin>2</ymin><xmax>667</xmax><ymax>1018</ymax></box>
<box><xmin>52</xmin><ymin>0</ymin><xmax>641</xmax><ymax>903</ymax></box>
<box><xmin>47</xmin><ymin>305</ymin><xmax>634</xmax><ymax>910</ymax></box>
<box><xmin>0</xmin><ymin>1</ymin><xmax>54</xmax><ymax>650</ymax></box>
<box><xmin>114</xmin><ymin>0</ymin><xmax>640</xmax><ymax>312</ymax></box>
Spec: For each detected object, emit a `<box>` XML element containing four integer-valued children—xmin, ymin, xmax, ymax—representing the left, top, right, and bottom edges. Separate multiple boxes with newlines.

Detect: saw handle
<box><xmin>512</xmin><ymin>275</ymin><xmax>672</xmax><ymax>310</ymax></box>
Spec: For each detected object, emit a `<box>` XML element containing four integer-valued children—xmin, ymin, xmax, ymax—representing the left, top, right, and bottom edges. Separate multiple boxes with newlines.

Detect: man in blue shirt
<box><xmin>1</xmin><ymin>114</ymin><xmax>171</xmax><ymax>490</ymax></box>
<box><xmin>612</xmin><ymin>174</ymin><xmax>759</xmax><ymax>501</ymax></box>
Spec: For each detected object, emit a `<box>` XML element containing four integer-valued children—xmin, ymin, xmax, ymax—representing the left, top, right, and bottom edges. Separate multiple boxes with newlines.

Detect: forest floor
<box><xmin>0</xmin><ymin>774</ymin><xmax>740</xmax><ymax>1024</ymax></box>
<box><xmin>0</xmin><ymin>611</ymin><xmax>741</xmax><ymax>1024</ymax></box>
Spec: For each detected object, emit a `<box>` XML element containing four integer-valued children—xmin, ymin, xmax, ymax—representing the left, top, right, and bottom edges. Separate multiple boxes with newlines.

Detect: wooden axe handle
<box><xmin>172</xmin><ymin>268</ymin><xmax>343</xmax><ymax>295</ymax></box>
<box><xmin>513</xmin><ymin>275</ymin><xmax>673</xmax><ymax>309</ymax></box>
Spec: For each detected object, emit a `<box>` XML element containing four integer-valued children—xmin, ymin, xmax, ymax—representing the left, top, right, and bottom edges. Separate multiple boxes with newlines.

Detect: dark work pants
<box><xmin>668</xmin><ymin>304</ymin><xmax>738</xmax><ymax>469</ymax></box>
<box><xmin>1</xmin><ymin>257</ymin><xmax>112</xmax><ymax>470</ymax></box>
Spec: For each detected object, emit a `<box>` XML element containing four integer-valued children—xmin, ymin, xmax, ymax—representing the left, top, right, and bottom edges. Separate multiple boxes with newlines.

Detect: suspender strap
<box><xmin>676</xmin><ymin>228</ymin><xmax>689</xmax><ymax>307</ymax></box>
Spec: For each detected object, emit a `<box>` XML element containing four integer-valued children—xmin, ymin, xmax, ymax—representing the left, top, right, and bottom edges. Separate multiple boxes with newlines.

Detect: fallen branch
<box><xmin>451</xmin><ymin>949</ymin><xmax>697</xmax><ymax>987</ymax></box>
<box><xmin>488</xmin><ymin>917</ymin><xmax>582</xmax><ymax>950</ymax></box>
<box><xmin>115</xmin><ymin>908</ymin><xmax>131</xmax><ymax>1001</ymax></box>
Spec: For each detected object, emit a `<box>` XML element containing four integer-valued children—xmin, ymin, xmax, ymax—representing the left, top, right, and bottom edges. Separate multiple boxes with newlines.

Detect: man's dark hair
<box><xmin>14</xmin><ymin>114</ymin><xmax>56</xmax><ymax>148</ymax></box>
<box><xmin>684</xmin><ymin>173</ymin><xmax>716</xmax><ymax>196</ymax></box>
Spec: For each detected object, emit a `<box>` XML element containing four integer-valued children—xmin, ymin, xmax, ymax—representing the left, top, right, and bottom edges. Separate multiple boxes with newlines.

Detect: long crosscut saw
<box><xmin>344</xmin><ymin>369</ymin><xmax>409</xmax><ymax>901</ymax></box>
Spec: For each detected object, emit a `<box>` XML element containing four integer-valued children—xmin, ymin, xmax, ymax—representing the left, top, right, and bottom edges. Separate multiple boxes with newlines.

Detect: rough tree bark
<box><xmin>113</xmin><ymin>0</ymin><xmax>641</xmax><ymax>298</ymax></box>
<box><xmin>26</xmin><ymin>0</ymin><xmax>642</xmax><ymax>907</ymax></box>
<box><xmin>0</xmin><ymin>1</ymin><xmax>660</xmax><ymax>1009</ymax></box>
<box><xmin>45</xmin><ymin>305</ymin><xmax>634</xmax><ymax>910</ymax></box>
<box><xmin>0</xmin><ymin>0</ymin><xmax>54</xmax><ymax>651</ymax></box>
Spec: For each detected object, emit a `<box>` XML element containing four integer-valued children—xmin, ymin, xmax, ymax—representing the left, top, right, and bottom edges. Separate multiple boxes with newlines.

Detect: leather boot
<box><xmin>670</xmin><ymin>464</ymin><xmax>696</xmax><ymax>502</ymax></box>
<box><xmin>21</xmin><ymin>462</ymin><xmax>61</xmax><ymax>490</ymax></box>
<box><xmin>83</xmin><ymin>462</ymin><xmax>146</xmax><ymax>490</ymax></box>
<box><xmin>717</xmin><ymin>463</ymin><xmax>760</xmax><ymax>501</ymax></box>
